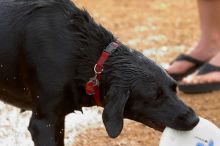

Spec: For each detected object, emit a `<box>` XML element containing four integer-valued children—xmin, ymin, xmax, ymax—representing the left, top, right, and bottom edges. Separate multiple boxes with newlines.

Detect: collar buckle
<box><xmin>94</xmin><ymin>64</ymin><xmax>103</xmax><ymax>74</ymax></box>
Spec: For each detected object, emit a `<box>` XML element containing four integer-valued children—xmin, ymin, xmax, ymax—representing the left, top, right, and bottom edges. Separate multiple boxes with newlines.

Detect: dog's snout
<box><xmin>174</xmin><ymin>107</ymin><xmax>200</xmax><ymax>131</ymax></box>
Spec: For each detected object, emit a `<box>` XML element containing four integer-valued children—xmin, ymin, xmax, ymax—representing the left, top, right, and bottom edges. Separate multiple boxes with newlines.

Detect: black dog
<box><xmin>0</xmin><ymin>0</ymin><xmax>199</xmax><ymax>146</ymax></box>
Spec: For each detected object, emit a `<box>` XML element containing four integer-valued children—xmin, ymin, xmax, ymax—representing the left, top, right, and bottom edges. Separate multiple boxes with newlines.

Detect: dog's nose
<box><xmin>175</xmin><ymin>108</ymin><xmax>200</xmax><ymax>130</ymax></box>
<box><xmin>186</xmin><ymin>115</ymin><xmax>200</xmax><ymax>130</ymax></box>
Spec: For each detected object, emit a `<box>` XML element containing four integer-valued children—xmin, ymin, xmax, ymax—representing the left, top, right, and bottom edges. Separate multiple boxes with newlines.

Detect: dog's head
<box><xmin>101</xmin><ymin>45</ymin><xmax>199</xmax><ymax>138</ymax></box>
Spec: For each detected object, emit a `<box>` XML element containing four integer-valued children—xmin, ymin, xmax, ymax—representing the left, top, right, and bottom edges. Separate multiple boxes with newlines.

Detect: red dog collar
<box><xmin>85</xmin><ymin>41</ymin><xmax>120</xmax><ymax>106</ymax></box>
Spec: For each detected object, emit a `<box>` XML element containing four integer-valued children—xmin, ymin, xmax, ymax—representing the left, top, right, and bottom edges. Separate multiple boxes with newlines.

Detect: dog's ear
<box><xmin>102</xmin><ymin>86</ymin><xmax>130</xmax><ymax>138</ymax></box>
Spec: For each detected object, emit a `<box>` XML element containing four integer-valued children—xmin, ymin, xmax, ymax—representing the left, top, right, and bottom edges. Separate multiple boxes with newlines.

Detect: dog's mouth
<box><xmin>144</xmin><ymin>120</ymin><xmax>166</xmax><ymax>132</ymax></box>
<box><xmin>124</xmin><ymin>114</ymin><xmax>166</xmax><ymax>132</ymax></box>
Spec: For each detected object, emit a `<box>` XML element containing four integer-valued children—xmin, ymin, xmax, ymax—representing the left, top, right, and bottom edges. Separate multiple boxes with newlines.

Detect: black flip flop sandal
<box><xmin>169</xmin><ymin>54</ymin><xmax>204</xmax><ymax>81</ymax></box>
<box><xmin>179</xmin><ymin>63</ymin><xmax>220</xmax><ymax>93</ymax></box>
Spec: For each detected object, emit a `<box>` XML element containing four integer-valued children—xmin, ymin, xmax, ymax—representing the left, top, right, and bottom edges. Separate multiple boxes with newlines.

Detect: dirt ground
<box><xmin>72</xmin><ymin>0</ymin><xmax>220</xmax><ymax>146</ymax></box>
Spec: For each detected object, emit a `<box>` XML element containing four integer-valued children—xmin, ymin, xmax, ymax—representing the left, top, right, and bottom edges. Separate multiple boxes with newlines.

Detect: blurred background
<box><xmin>0</xmin><ymin>0</ymin><xmax>219</xmax><ymax>146</ymax></box>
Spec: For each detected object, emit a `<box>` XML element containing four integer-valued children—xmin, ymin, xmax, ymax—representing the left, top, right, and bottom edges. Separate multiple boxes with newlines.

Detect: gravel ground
<box><xmin>0</xmin><ymin>102</ymin><xmax>104</xmax><ymax>146</ymax></box>
<box><xmin>0</xmin><ymin>102</ymin><xmax>32</xmax><ymax>146</ymax></box>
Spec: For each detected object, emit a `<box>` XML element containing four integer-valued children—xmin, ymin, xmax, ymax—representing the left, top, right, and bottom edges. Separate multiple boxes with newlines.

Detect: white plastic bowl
<box><xmin>159</xmin><ymin>117</ymin><xmax>220</xmax><ymax>146</ymax></box>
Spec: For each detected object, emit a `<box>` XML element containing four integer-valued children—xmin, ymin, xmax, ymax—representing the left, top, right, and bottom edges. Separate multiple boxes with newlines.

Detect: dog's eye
<box><xmin>145</xmin><ymin>88</ymin><xmax>165</xmax><ymax>105</ymax></box>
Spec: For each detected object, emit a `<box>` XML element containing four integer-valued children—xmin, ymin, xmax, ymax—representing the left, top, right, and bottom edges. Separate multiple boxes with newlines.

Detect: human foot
<box><xmin>179</xmin><ymin>52</ymin><xmax>220</xmax><ymax>93</ymax></box>
<box><xmin>167</xmin><ymin>54</ymin><xmax>204</xmax><ymax>81</ymax></box>
<box><xmin>166</xmin><ymin>36</ymin><xmax>220</xmax><ymax>80</ymax></box>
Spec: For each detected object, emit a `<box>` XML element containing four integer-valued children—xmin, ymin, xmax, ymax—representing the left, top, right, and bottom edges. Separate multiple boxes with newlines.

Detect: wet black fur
<box><xmin>0</xmin><ymin>0</ymin><xmax>199</xmax><ymax>146</ymax></box>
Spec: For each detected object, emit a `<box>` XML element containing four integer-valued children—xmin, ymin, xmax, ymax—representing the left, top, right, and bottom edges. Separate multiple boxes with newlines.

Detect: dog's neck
<box><xmin>75</xmin><ymin>42</ymin><xmax>118</xmax><ymax>107</ymax></box>
<box><xmin>70</xmin><ymin>9</ymin><xmax>117</xmax><ymax>107</ymax></box>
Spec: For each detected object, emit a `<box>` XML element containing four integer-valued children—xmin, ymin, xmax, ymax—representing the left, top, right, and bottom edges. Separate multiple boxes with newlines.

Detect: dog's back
<box><xmin>0</xmin><ymin>0</ymin><xmax>54</xmax><ymax>80</ymax></box>
<box><xmin>0</xmin><ymin>0</ymin><xmax>79</xmax><ymax>108</ymax></box>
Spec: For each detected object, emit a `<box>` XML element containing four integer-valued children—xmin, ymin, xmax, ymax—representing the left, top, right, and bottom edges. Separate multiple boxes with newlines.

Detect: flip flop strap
<box><xmin>198</xmin><ymin>63</ymin><xmax>220</xmax><ymax>75</ymax></box>
<box><xmin>171</xmin><ymin>54</ymin><xmax>204</xmax><ymax>66</ymax></box>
